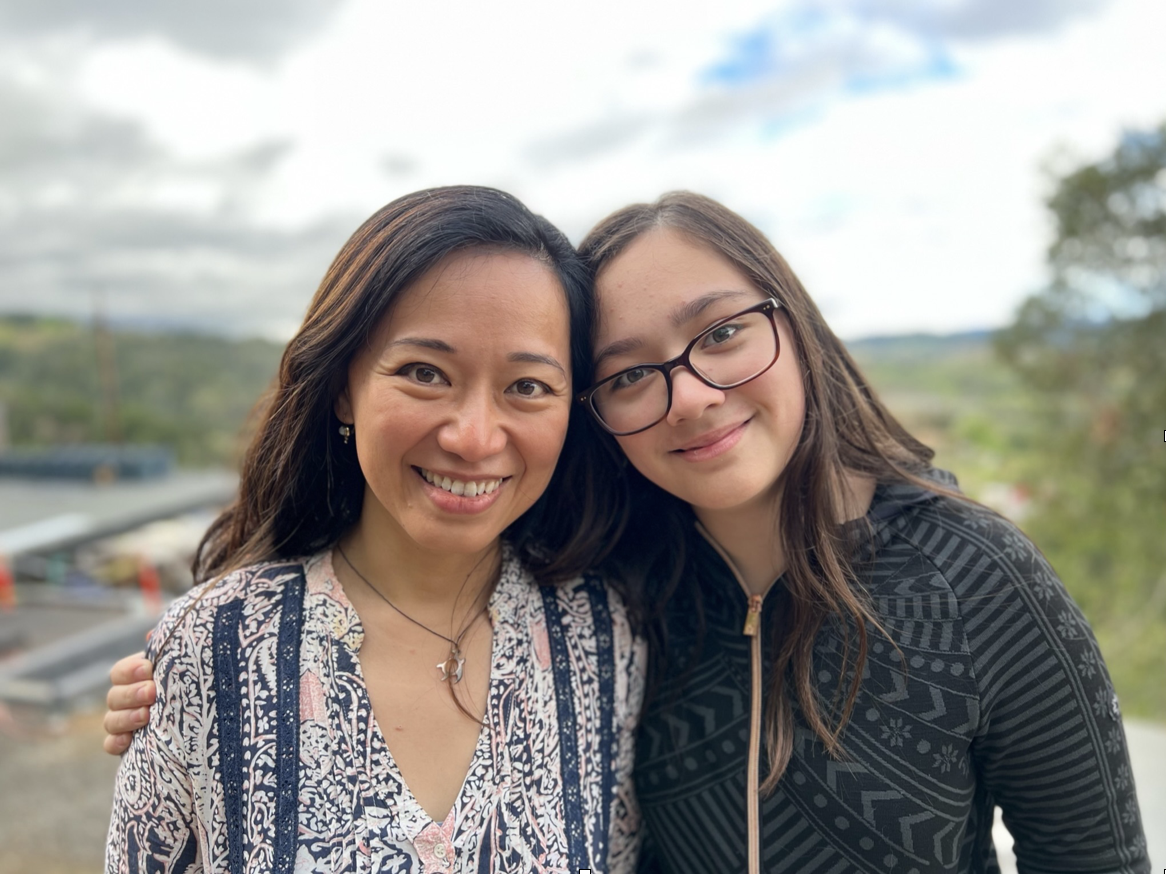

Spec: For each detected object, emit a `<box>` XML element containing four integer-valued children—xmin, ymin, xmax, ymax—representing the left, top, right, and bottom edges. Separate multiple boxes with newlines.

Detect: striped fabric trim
<box><xmin>586</xmin><ymin>577</ymin><xmax>617</xmax><ymax>869</ymax></box>
<box><xmin>541</xmin><ymin>584</ymin><xmax>591</xmax><ymax>871</ymax></box>
<box><xmin>212</xmin><ymin>599</ymin><xmax>246</xmax><ymax>874</ymax></box>
<box><xmin>272</xmin><ymin>569</ymin><xmax>304</xmax><ymax>874</ymax></box>
<box><xmin>213</xmin><ymin>565</ymin><xmax>306</xmax><ymax>874</ymax></box>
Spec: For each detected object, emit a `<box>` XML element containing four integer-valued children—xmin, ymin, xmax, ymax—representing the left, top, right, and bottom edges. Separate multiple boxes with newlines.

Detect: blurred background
<box><xmin>0</xmin><ymin>0</ymin><xmax>1162</xmax><ymax>871</ymax></box>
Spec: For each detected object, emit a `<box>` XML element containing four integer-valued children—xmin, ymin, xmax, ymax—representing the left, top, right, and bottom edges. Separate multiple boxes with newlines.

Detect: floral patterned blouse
<box><xmin>106</xmin><ymin>547</ymin><xmax>646</xmax><ymax>874</ymax></box>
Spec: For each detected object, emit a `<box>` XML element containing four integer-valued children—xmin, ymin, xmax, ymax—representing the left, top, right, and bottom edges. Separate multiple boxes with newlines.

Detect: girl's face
<box><xmin>593</xmin><ymin>228</ymin><xmax>806</xmax><ymax>518</ymax></box>
<box><xmin>336</xmin><ymin>249</ymin><xmax>573</xmax><ymax>557</ymax></box>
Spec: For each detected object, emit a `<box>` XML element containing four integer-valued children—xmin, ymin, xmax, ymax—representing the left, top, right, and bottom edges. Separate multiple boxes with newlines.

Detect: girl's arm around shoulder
<box><xmin>105</xmin><ymin>561</ymin><xmax>298</xmax><ymax>873</ymax></box>
<box><xmin>933</xmin><ymin>503</ymin><xmax>1150</xmax><ymax>873</ymax></box>
<box><xmin>105</xmin><ymin>576</ymin><xmax>225</xmax><ymax>873</ymax></box>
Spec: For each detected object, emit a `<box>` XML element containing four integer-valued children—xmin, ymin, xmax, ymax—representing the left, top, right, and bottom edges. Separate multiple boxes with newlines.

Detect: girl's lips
<box><xmin>671</xmin><ymin>419</ymin><xmax>750</xmax><ymax>462</ymax></box>
<box><xmin>415</xmin><ymin>468</ymin><xmax>508</xmax><ymax>515</ymax></box>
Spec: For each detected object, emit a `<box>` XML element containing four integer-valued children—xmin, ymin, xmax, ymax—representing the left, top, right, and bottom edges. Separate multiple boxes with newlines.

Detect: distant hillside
<box><xmin>0</xmin><ymin>316</ymin><xmax>283</xmax><ymax>466</ymax></box>
<box><xmin>0</xmin><ymin>317</ymin><xmax>1021</xmax><ymax>470</ymax></box>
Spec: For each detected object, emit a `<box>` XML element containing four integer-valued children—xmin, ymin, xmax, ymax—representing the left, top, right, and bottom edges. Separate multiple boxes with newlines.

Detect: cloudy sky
<box><xmin>1</xmin><ymin>0</ymin><xmax>1164</xmax><ymax>340</ymax></box>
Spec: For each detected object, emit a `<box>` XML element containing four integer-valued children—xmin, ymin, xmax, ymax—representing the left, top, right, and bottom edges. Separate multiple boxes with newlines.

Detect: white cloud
<box><xmin>2</xmin><ymin>0</ymin><xmax>1165</xmax><ymax>338</ymax></box>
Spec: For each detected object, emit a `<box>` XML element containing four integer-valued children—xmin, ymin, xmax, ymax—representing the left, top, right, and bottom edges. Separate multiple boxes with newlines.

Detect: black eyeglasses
<box><xmin>579</xmin><ymin>298</ymin><xmax>782</xmax><ymax>436</ymax></box>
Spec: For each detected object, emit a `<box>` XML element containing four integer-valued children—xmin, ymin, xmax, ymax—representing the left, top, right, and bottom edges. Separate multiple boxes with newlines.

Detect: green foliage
<box><xmin>996</xmin><ymin>121</ymin><xmax>1166</xmax><ymax>719</ymax></box>
<box><xmin>0</xmin><ymin>317</ymin><xmax>283</xmax><ymax>466</ymax></box>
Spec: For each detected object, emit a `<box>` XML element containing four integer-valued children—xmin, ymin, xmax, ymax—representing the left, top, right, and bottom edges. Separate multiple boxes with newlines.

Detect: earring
<box><xmin>339</xmin><ymin>424</ymin><xmax>352</xmax><ymax>445</ymax></box>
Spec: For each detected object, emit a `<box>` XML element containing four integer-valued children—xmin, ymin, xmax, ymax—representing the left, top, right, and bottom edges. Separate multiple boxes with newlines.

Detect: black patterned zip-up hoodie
<box><xmin>634</xmin><ymin>473</ymin><xmax>1149</xmax><ymax>874</ymax></box>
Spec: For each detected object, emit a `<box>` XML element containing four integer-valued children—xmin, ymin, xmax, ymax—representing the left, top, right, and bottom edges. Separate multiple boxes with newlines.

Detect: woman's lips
<box><xmin>671</xmin><ymin>419</ymin><xmax>750</xmax><ymax>462</ymax></box>
<box><xmin>414</xmin><ymin>467</ymin><xmax>509</xmax><ymax>515</ymax></box>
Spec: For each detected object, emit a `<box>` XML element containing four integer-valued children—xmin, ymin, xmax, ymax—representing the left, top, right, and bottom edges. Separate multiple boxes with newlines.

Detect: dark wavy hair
<box><xmin>580</xmin><ymin>191</ymin><xmax>941</xmax><ymax>792</ymax></box>
<box><xmin>193</xmin><ymin>185</ymin><xmax>622</xmax><ymax>587</ymax></box>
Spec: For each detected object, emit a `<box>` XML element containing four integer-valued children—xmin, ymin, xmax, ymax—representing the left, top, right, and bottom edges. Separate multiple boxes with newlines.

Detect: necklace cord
<box><xmin>335</xmin><ymin>544</ymin><xmax>490</xmax><ymax>683</ymax></box>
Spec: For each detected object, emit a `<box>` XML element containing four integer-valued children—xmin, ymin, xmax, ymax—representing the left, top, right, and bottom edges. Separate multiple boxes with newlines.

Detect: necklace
<box><xmin>336</xmin><ymin>544</ymin><xmax>485</xmax><ymax>684</ymax></box>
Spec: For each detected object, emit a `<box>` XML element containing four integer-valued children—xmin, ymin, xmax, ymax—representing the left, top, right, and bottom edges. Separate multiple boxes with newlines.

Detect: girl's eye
<box><xmin>701</xmin><ymin>324</ymin><xmax>740</xmax><ymax>348</ymax></box>
<box><xmin>611</xmin><ymin>367</ymin><xmax>650</xmax><ymax>391</ymax></box>
<box><xmin>510</xmin><ymin>378</ymin><xmax>552</xmax><ymax>398</ymax></box>
<box><xmin>398</xmin><ymin>363</ymin><xmax>449</xmax><ymax>386</ymax></box>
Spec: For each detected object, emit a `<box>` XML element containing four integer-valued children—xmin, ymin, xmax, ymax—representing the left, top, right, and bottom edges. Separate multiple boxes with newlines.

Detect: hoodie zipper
<box><xmin>695</xmin><ymin>523</ymin><xmax>772</xmax><ymax>874</ymax></box>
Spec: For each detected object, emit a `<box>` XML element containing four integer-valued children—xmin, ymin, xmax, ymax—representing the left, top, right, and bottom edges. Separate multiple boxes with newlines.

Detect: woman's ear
<box><xmin>335</xmin><ymin>387</ymin><xmax>354</xmax><ymax>425</ymax></box>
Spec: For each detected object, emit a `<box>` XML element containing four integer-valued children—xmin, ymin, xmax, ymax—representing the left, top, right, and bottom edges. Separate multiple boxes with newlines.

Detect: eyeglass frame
<box><xmin>578</xmin><ymin>297</ymin><xmax>783</xmax><ymax>436</ymax></box>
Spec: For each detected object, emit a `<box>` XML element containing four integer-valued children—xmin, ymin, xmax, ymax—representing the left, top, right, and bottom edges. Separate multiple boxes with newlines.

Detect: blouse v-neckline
<box><xmin>305</xmin><ymin>549</ymin><xmax>518</xmax><ymax>852</ymax></box>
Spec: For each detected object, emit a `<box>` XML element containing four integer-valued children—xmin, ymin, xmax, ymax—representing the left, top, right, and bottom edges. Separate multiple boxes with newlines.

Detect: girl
<box><xmin>577</xmin><ymin>192</ymin><xmax>1147</xmax><ymax>873</ymax></box>
<box><xmin>106</xmin><ymin>192</ymin><xmax>1148</xmax><ymax>873</ymax></box>
<box><xmin>104</xmin><ymin>186</ymin><xmax>644</xmax><ymax>874</ymax></box>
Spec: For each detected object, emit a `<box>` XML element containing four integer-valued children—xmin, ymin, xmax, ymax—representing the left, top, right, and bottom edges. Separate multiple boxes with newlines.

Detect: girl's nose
<box><xmin>665</xmin><ymin>367</ymin><xmax>725</xmax><ymax>426</ymax></box>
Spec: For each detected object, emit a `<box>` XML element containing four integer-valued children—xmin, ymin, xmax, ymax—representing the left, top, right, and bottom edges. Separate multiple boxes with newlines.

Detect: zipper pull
<box><xmin>743</xmin><ymin>593</ymin><xmax>763</xmax><ymax>636</ymax></box>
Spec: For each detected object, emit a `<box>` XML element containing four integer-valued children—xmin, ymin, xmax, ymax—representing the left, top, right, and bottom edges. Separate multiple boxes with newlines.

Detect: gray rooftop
<box><xmin>0</xmin><ymin>469</ymin><xmax>238</xmax><ymax>556</ymax></box>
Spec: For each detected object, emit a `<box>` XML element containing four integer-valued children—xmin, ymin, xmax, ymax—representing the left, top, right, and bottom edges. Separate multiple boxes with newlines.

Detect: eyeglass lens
<box><xmin>590</xmin><ymin>310</ymin><xmax>777</xmax><ymax>434</ymax></box>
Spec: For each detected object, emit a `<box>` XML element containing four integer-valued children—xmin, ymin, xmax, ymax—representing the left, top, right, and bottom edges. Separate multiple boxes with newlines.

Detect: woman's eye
<box><xmin>398</xmin><ymin>363</ymin><xmax>449</xmax><ymax>386</ymax></box>
<box><xmin>510</xmin><ymin>378</ymin><xmax>551</xmax><ymax>398</ymax></box>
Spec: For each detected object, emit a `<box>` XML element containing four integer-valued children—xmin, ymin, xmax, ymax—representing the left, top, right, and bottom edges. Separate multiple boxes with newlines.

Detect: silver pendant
<box><xmin>438</xmin><ymin>649</ymin><xmax>465</xmax><ymax>684</ymax></box>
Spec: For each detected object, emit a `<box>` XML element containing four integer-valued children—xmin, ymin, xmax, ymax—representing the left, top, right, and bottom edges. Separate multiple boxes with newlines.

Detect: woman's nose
<box><xmin>665</xmin><ymin>367</ymin><xmax>725</xmax><ymax>426</ymax></box>
<box><xmin>437</xmin><ymin>395</ymin><xmax>508</xmax><ymax>461</ymax></box>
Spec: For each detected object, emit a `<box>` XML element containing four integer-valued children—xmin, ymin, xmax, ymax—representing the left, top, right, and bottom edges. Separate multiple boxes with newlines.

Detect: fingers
<box><xmin>106</xmin><ymin>678</ymin><xmax>156</xmax><ymax>713</ymax></box>
<box><xmin>103</xmin><ymin>731</ymin><xmax>135</xmax><ymax>756</ymax></box>
<box><xmin>104</xmin><ymin>703</ymin><xmax>151</xmax><ymax>736</ymax></box>
<box><xmin>103</xmin><ymin>652</ymin><xmax>155</xmax><ymax>756</ymax></box>
<box><xmin>109</xmin><ymin>652</ymin><xmax>153</xmax><ymax>686</ymax></box>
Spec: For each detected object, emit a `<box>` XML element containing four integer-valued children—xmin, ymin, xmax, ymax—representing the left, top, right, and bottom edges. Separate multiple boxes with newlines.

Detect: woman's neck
<box><xmin>694</xmin><ymin>471</ymin><xmax>878</xmax><ymax>596</ymax></box>
<box><xmin>338</xmin><ymin>510</ymin><xmax>501</xmax><ymax>623</ymax></box>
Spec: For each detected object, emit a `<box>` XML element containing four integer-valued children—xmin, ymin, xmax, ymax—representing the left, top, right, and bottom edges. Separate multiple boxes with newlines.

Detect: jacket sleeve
<box><xmin>959</xmin><ymin>513</ymin><xmax>1149</xmax><ymax>873</ymax></box>
<box><xmin>106</xmin><ymin>592</ymin><xmax>215</xmax><ymax>873</ymax></box>
<box><xmin>607</xmin><ymin>590</ymin><xmax>648</xmax><ymax>874</ymax></box>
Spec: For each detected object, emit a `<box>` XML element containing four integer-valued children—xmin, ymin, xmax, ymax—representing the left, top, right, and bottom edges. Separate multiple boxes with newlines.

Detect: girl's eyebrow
<box><xmin>668</xmin><ymin>290</ymin><xmax>750</xmax><ymax>327</ymax></box>
<box><xmin>593</xmin><ymin>336</ymin><xmax>645</xmax><ymax>371</ymax></box>
<box><xmin>594</xmin><ymin>290</ymin><xmax>751</xmax><ymax>369</ymax></box>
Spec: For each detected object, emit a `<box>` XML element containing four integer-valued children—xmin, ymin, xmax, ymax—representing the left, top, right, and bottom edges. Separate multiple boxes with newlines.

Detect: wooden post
<box><xmin>0</xmin><ymin>553</ymin><xmax>15</xmax><ymax>612</ymax></box>
<box><xmin>137</xmin><ymin>555</ymin><xmax>162</xmax><ymax>615</ymax></box>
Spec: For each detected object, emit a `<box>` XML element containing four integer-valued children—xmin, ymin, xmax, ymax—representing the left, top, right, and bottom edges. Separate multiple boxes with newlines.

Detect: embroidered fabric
<box><xmin>106</xmin><ymin>547</ymin><xmax>646</xmax><ymax>874</ymax></box>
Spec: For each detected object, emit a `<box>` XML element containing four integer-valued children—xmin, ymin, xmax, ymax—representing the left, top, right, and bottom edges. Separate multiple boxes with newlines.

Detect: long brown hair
<box><xmin>579</xmin><ymin>191</ymin><xmax>939</xmax><ymax>792</ymax></box>
<box><xmin>194</xmin><ymin>185</ymin><xmax>623</xmax><ymax>587</ymax></box>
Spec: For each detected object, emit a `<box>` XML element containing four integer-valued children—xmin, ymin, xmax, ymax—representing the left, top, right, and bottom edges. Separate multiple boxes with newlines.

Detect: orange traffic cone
<box><xmin>138</xmin><ymin>556</ymin><xmax>162</xmax><ymax>615</ymax></box>
<box><xmin>0</xmin><ymin>553</ymin><xmax>15</xmax><ymax>612</ymax></box>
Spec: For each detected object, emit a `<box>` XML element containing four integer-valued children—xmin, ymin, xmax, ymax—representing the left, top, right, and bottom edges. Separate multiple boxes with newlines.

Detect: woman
<box><xmin>104</xmin><ymin>185</ymin><xmax>645</xmax><ymax>874</ymax></box>
<box><xmin>106</xmin><ymin>192</ymin><xmax>1148</xmax><ymax>873</ymax></box>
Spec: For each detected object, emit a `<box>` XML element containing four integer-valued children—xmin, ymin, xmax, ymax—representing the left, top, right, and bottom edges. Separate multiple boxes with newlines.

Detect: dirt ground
<box><xmin>0</xmin><ymin>707</ymin><xmax>120</xmax><ymax>874</ymax></box>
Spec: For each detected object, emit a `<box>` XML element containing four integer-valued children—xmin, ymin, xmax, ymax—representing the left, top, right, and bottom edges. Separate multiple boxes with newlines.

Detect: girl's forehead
<box><xmin>595</xmin><ymin>231</ymin><xmax>762</xmax><ymax>333</ymax></box>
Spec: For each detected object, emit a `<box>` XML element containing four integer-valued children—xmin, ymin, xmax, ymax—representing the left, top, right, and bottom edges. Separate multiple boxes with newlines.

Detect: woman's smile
<box><xmin>414</xmin><ymin>465</ymin><xmax>510</xmax><ymax>514</ymax></box>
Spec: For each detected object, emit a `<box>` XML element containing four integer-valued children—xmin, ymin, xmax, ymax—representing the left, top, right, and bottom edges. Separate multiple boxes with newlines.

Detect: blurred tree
<box><xmin>0</xmin><ymin>317</ymin><xmax>282</xmax><ymax>468</ymax></box>
<box><xmin>997</xmin><ymin>122</ymin><xmax>1166</xmax><ymax>716</ymax></box>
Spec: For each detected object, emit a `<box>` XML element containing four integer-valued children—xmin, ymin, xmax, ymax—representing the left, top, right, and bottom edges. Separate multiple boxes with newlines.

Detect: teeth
<box><xmin>420</xmin><ymin>468</ymin><xmax>502</xmax><ymax>497</ymax></box>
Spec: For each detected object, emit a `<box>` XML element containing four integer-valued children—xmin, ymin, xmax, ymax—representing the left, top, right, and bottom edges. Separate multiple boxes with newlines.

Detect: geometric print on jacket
<box><xmin>635</xmin><ymin>473</ymin><xmax>1149</xmax><ymax>874</ymax></box>
<box><xmin>106</xmin><ymin>545</ymin><xmax>646</xmax><ymax>873</ymax></box>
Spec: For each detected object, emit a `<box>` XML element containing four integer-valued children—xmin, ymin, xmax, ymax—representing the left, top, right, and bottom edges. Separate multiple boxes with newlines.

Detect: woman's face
<box><xmin>336</xmin><ymin>249</ymin><xmax>573</xmax><ymax>556</ymax></box>
<box><xmin>593</xmin><ymin>227</ymin><xmax>806</xmax><ymax>517</ymax></box>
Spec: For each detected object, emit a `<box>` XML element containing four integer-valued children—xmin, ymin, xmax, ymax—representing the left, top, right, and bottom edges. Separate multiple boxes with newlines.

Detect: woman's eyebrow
<box><xmin>387</xmin><ymin>337</ymin><xmax>455</xmax><ymax>352</ymax></box>
<box><xmin>509</xmin><ymin>351</ymin><xmax>567</xmax><ymax>377</ymax></box>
